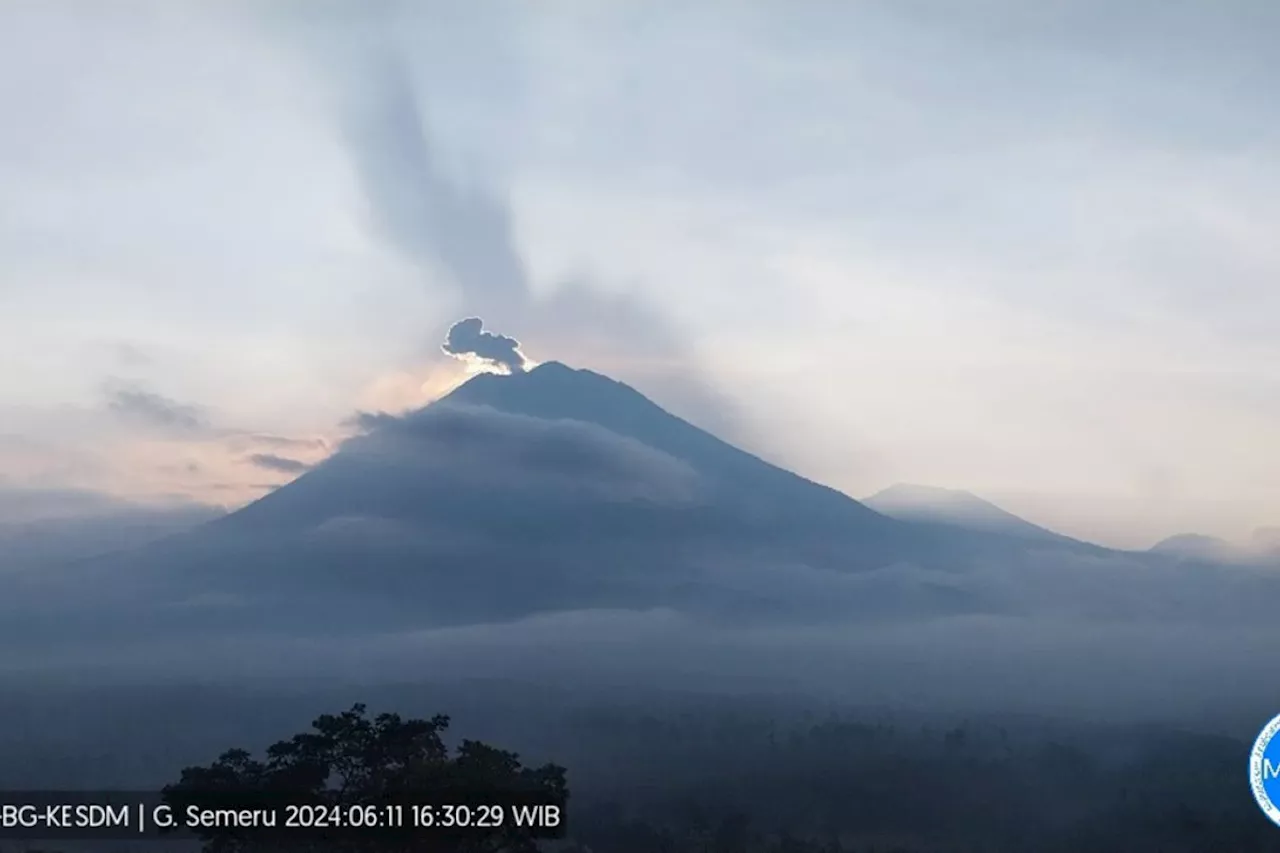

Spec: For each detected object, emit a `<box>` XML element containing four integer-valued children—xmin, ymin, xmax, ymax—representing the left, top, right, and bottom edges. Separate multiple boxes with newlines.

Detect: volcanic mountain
<box><xmin>4</xmin><ymin>362</ymin><xmax>1088</xmax><ymax>648</ymax></box>
<box><xmin>230</xmin><ymin>361</ymin><xmax>894</xmax><ymax>537</ymax></box>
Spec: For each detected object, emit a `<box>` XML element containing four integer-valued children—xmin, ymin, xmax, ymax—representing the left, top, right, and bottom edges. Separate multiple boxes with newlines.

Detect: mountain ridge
<box><xmin>439</xmin><ymin>361</ymin><xmax>891</xmax><ymax>530</ymax></box>
<box><xmin>220</xmin><ymin>360</ymin><xmax>897</xmax><ymax>543</ymax></box>
<box><xmin>864</xmin><ymin>483</ymin><xmax>1078</xmax><ymax>544</ymax></box>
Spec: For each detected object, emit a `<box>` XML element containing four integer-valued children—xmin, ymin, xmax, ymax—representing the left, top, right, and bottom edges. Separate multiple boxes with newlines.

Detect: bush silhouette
<box><xmin>162</xmin><ymin>703</ymin><xmax>567</xmax><ymax>852</ymax></box>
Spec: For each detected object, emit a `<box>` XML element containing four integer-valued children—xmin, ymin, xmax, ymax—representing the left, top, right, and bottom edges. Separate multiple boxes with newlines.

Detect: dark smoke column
<box><xmin>441</xmin><ymin>317</ymin><xmax>529</xmax><ymax>374</ymax></box>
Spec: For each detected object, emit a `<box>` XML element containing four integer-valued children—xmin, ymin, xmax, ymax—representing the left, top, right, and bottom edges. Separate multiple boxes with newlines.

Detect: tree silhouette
<box><xmin>162</xmin><ymin>703</ymin><xmax>567</xmax><ymax>853</ymax></box>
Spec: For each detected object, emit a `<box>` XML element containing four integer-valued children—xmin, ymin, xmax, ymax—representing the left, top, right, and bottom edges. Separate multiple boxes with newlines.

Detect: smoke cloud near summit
<box><xmin>441</xmin><ymin>317</ymin><xmax>528</xmax><ymax>374</ymax></box>
<box><xmin>317</xmin><ymin>38</ymin><xmax>741</xmax><ymax>439</ymax></box>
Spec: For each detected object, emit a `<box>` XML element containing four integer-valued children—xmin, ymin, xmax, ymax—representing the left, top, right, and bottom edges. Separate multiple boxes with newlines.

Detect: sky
<box><xmin>1</xmin><ymin>0</ymin><xmax>1277</xmax><ymax>550</ymax></box>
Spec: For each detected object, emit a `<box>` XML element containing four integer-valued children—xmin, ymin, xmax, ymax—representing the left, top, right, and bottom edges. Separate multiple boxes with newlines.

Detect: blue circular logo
<box><xmin>1250</xmin><ymin>714</ymin><xmax>1280</xmax><ymax>826</ymax></box>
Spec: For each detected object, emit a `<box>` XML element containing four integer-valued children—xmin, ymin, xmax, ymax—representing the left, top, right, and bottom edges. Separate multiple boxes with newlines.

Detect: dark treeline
<box><xmin>3</xmin><ymin>685</ymin><xmax>1276</xmax><ymax>853</ymax></box>
<box><xmin>152</xmin><ymin>703</ymin><xmax>1280</xmax><ymax>852</ymax></box>
<box><xmin>563</xmin><ymin>709</ymin><xmax>1277</xmax><ymax>853</ymax></box>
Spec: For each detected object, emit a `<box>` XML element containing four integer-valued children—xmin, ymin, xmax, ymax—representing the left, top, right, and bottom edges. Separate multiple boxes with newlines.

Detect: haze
<box><xmin>3</xmin><ymin>0</ymin><xmax>1278</xmax><ymax>550</ymax></box>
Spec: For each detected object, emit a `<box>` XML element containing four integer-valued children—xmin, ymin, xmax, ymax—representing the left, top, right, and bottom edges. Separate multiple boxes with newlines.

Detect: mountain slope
<box><xmin>1150</xmin><ymin>533</ymin><xmax>1238</xmax><ymax>561</ymax></box>
<box><xmin>1150</xmin><ymin>530</ymin><xmax>1280</xmax><ymax>565</ymax></box>
<box><xmin>441</xmin><ymin>362</ymin><xmax>890</xmax><ymax>529</ymax></box>
<box><xmin>4</xmin><ymin>363</ymin><xmax>1074</xmax><ymax>647</ymax></box>
<box><xmin>865</xmin><ymin>483</ymin><xmax>1075</xmax><ymax>544</ymax></box>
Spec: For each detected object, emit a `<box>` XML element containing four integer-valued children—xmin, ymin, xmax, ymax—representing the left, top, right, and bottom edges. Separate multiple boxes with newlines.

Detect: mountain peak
<box><xmin>444</xmin><ymin>360</ymin><xmax>659</xmax><ymax>423</ymax></box>
<box><xmin>528</xmin><ymin>359</ymin><xmax>574</xmax><ymax>374</ymax></box>
<box><xmin>439</xmin><ymin>360</ymin><xmax>889</xmax><ymax>531</ymax></box>
<box><xmin>865</xmin><ymin>483</ymin><xmax>1070</xmax><ymax>543</ymax></box>
<box><xmin>451</xmin><ymin>359</ymin><xmax>627</xmax><ymax>392</ymax></box>
<box><xmin>1150</xmin><ymin>533</ymin><xmax>1237</xmax><ymax>561</ymax></box>
<box><xmin>869</xmin><ymin>483</ymin><xmax>983</xmax><ymax>509</ymax></box>
<box><xmin>523</xmin><ymin>360</ymin><xmax>628</xmax><ymax>388</ymax></box>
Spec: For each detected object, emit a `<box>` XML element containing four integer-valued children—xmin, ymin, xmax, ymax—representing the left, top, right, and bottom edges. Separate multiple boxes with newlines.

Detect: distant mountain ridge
<box><xmin>1150</xmin><ymin>529</ymin><xmax>1280</xmax><ymax>564</ymax></box>
<box><xmin>1150</xmin><ymin>533</ymin><xmax>1238</xmax><ymax>561</ymax></box>
<box><xmin>1253</xmin><ymin>527</ymin><xmax>1280</xmax><ymax>554</ymax></box>
<box><xmin>864</xmin><ymin>483</ymin><xmax>1077</xmax><ymax>544</ymax></box>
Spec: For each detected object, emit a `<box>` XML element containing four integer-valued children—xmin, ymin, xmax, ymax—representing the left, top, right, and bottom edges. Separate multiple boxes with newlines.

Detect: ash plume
<box><xmin>441</xmin><ymin>317</ymin><xmax>528</xmax><ymax>374</ymax></box>
<box><xmin>327</xmin><ymin>46</ymin><xmax>740</xmax><ymax>437</ymax></box>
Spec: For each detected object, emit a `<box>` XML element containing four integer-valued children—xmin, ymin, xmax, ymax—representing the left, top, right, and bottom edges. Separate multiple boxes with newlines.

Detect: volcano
<box><xmin>230</xmin><ymin>362</ymin><xmax>893</xmax><ymax>538</ymax></box>
<box><xmin>5</xmin><ymin>362</ymin><xmax>1079</xmax><ymax>648</ymax></box>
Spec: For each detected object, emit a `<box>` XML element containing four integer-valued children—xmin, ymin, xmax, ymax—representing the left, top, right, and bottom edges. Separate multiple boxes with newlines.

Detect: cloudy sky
<box><xmin>1</xmin><ymin>0</ymin><xmax>1277</xmax><ymax>549</ymax></box>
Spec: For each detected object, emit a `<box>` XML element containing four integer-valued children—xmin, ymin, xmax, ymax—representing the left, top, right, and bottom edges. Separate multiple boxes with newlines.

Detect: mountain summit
<box><xmin>225</xmin><ymin>361</ymin><xmax>895</xmax><ymax>542</ymax></box>
<box><xmin>1149</xmin><ymin>533</ymin><xmax>1239</xmax><ymax>562</ymax></box>
<box><xmin>864</xmin><ymin>483</ymin><xmax>1073</xmax><ymax>543</ymax></box>
<box><xmin>440</xmin><ymin>362</ymin><xmax>889</xmax><ymax>529</ymax></box>
<box><xmin>1150</xmin><ymin>528</ymin><xmax>1280</xmax><ymax>564</ymax></box>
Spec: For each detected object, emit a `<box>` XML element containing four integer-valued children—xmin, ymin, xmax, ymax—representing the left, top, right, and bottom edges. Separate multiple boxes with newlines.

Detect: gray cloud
<box><xmin>226</xmin><ymin>433</ymin><xmax>330</xmax><ymax>453</ymax></box>
<box><xmin>158</xmin><ymin>461</ymin><xmax>202</xmax><ymax>476</ymax></box>
<box><xmin>338</xmin><ymin>50</ymin><xmax>528</xmax><ymax>304</ymax></box>
<box><xmin>105</xmin><ymin>387</ymin><xmax>210</xmax><ymax>433</ymax></box>
<box><xmin>329</xmin><ymin>47</ymin><xmax>741</xmax><ymax>439</ymax></box>
<box><xmin>103</xmin><ymin>384</ymin><xmax>330</xmax><ymax>462</ymax></box>
<box><xmin>246</xmin><ymin>453</ymin><xmax>312</xmax><ymax>474</ymax></box>
<box><xmin>210</xmin><ymin>483</ymin><xmax>279</xmax><ymax>492</ymax></box>
<box><xmin>441</xmin><ymin>317</ymin><xmax>528</xmax><ymax>374</ymax></box>
<box><xmin>250</xmin><ymin>434</ymin><xmax>327</xmax><ymax>449</ymax></box>
<box><xmin>111</xmin><ymin>342</ymin><xmax>152</xmax><ymax>368</ymax></box>
<box><xmin>341</xmin><ymin>402</ymin><xmax>703</xmax><ymax>506</ymax></box>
